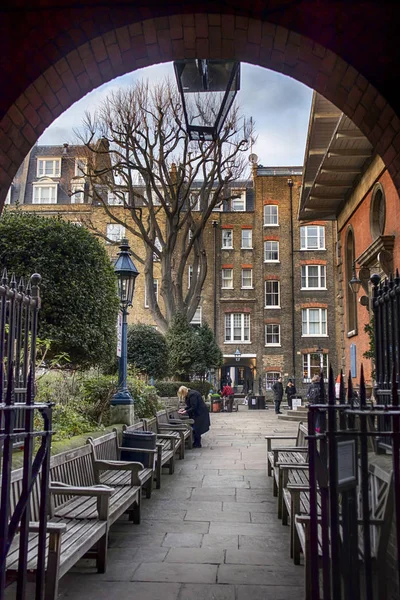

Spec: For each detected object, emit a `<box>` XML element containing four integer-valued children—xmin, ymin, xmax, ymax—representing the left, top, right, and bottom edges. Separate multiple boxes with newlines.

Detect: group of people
<box><xmin>271</xmin><ymin>377</ymin><xmax>297</xmax><ymax>414</ymax></box>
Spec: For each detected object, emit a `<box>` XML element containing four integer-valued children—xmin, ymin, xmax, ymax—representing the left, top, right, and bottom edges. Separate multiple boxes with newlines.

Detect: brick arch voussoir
<box><xmin>1</xmin><ymin>14</ymin><xmax>400</xmax><ymax>206</ymax></box>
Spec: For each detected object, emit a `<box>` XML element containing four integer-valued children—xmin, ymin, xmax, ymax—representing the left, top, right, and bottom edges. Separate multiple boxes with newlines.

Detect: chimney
<box><xmin>63</xmin><ymin>143</ymin><xmax>69</xmax><ymax>154</ymax></box>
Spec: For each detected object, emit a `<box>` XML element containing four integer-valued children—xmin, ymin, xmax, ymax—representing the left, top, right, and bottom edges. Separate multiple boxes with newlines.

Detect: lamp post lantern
<box><xmin>234</xmin><ymin>347</ymin><xmax>241</xmax><ymax>362</ymax></box>
<box><xmin>173</xmin><ymin>59</ymin><xmax>240</xmax><ymax>141</ymax></box>
<box><xmin>111</xmin><ymin>239</ymin><xmax>139</xmax><ymax>411</ymax></box>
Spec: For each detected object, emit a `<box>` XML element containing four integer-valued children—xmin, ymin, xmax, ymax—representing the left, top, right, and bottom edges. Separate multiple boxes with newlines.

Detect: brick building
<box><xmin>6</xmin><ymin>144</ymin><xmax>337</xmax><ymax>400</ymax></box>
<box><xmin>300</xmin><ymin>92</ymin><xmax>400</xmax><ymax>392</ymax></box>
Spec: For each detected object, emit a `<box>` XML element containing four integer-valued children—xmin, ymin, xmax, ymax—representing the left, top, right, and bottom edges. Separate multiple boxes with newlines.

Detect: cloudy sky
<box><xmin>38</xmin><ymin>63</ymin><xmax>313</xmax><ymax>167</ymax></box>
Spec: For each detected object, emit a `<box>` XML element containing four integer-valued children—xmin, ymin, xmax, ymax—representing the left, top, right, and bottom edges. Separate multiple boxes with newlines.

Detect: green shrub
<box><xmin>154</xmin><ymin>380</ymin><xmax>211</xmax><ymax>398</ymax></box>
<box><xmin>81</xmin><ymin>374</ymin><xmax>117</xmax><ymax>425</ymax></box>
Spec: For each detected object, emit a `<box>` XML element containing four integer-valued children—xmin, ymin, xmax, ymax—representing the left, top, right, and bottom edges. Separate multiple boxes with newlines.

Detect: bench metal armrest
<box><xmin>93</xmin><ymin>459</ymin><xmax>144</xmax><ymax>486</ymax></box>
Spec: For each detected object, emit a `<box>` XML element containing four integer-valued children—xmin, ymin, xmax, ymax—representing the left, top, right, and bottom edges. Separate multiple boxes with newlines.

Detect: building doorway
<box><xmin>221</xmin><ymin>365</ymin><xmax>254</xmax><ymax>394</ymax></box>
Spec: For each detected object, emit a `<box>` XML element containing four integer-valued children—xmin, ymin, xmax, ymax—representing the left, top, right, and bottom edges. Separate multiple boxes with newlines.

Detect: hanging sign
<box><xmin>116</xmin><ymin>311</ymin><xmax>123</xmax><ymax>357</ymax></box>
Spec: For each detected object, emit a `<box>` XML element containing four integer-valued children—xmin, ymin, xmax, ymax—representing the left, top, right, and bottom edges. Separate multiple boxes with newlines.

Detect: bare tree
<box><xmin>78</xmin><ymin>79</ymin><xmax>252</xmax><ymax>333</ymax></box>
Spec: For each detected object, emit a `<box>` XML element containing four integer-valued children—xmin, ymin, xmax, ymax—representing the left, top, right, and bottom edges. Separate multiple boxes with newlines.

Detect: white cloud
<box><xmin>38</xmin><ymin>63</ymin><xmax>312</xmax><ymax>166</ymax></box>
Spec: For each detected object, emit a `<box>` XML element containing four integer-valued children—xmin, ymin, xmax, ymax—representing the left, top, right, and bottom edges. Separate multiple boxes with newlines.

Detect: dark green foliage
<box><xmin>363</xmin><ymin>317</ymin><xmax>376</xmax><ymax>379</ymax></box>
<box><xmin>0</xmin><ymin>212</ymin><xmax>119</xmax><ymax>368</ymax></box>
<box><xmin>192</xmin><ymin>322</ymin><xmax>223</xmax><ymax>378</ymax></box>
<box><xmin>127</xmin><ymin>324</ymin><xmax>169</xmax><ymax>379</ymax></box>
<box><xmin>166</xmin><ymin>313</ymin><xmax>198</xmax><ymax>380</ymax></box>
<box><xmin>154</xmin><ymin>379</ymin><xmax>211</xmax><ymax>398</ymax></box>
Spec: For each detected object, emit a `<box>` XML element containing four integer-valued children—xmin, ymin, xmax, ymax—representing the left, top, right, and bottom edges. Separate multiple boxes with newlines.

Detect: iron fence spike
<box><xmin>10</xmin><ymin>273</ymin><xmax>17</xmax><ymax>288</ymax></box>
<box><xmin>1</xmin><ymin>267</ymin><xmax>8</xmax><ymax>285</ymax></box>
<box><xmin>360</xmin><ymin>364</ymin><xmax>366</xmax><ymax>407</ymax></box>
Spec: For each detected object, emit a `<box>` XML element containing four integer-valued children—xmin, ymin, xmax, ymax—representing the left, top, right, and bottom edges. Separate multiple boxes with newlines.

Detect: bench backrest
<box><xmin>298</xmin><ymin>423</ymin><xmax>308</xmax><ymax>446</ymax></box>
<box><xmin>8</xmin><ymin>467</ymin><xmax>42</xmax><ymax>522</ymax></box>
<box><xmin>123</xmin><ymin>421</ymin><xmax>145</xmax><ymax>434</ymax></box>
<box><xmin>143</xmin><ymin>417</ymin><xmax>157</xmax><ymax>434</ymax></box>
<box><xmin>87</xmin><ymin>430</ymin><xmax>119</xmax><ymax>462</ymax></box>
<box><xmin>155</xmin><ymin>409</ymin><xmax>169</xmax><ymax>427</ymax></box>
<box><xmin>49</xmin><ymin>445</ymin><xmax>96</xmax><ymax>510</ymax></box>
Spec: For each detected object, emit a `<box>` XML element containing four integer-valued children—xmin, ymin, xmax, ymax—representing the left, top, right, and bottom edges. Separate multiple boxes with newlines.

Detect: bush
<box><xmin>127</xmin><ymin>324</ymin><xmax>168</xmax><ymax>379</ymax></box>
<box><xmin>154</xmin><ymin>380</ymin><xmax>211</xmax><ymax>398</ymax></box>
<box><xmin>0</xmin><ymin>212</ymin><xmax>119</xmax><ymax>369</ymax></box>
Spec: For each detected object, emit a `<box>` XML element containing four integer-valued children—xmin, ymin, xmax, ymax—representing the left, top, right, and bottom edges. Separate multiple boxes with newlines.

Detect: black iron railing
<box><xmin>371</xmin><ymin>270</ymin><xmax>400</xmax><ymax>450</ymax></box>
<box><xmin>307</xmin><ymin>366</ymin><xmax>400</xmax><ymax>600</ymax></box>
<box><xmin>0</xmin><ymin>270</ymin><xmax>53</xmax><ymax>600</ymax></box>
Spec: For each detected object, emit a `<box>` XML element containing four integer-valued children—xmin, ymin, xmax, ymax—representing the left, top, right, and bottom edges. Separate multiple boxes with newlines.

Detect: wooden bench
<box><xmin>148</xmin><ymin>412</ymin><xmax>184</xmax><ymax>460</ymax></box>
<box><xmin>140</xmin><ymin>417</ymin><xmax>178</xmax><ymax>486</ymax></box>
<box><xmin>87</xmin><ymin>429</ymin><xmax>156</xmax><ymax>499</ymax></box>
<box><xmin>293</xmin><ymin>463</ymin><xmax>394</xmax><ymax>600</ymax></box>
<box><xmin>265</xmin><ymin>422</ymin><xmax>308</xmax><ymax>499</ymax></box>
<box><xmin>122</xmin><ymin>417</ymin><xmax>176</xmax><ymax>489</ymax></box>
<box><xmin>6</xmin><ymin>454</ymin><xmax>114</xmax><ymax>599</ymax></box>
<box><xmin>156</xmin><ymin>409</ymin><xmax>193</xmax><ymax>454</ymax></box>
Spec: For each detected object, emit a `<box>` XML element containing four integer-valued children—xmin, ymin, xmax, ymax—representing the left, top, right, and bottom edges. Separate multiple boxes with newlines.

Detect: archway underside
<box><xmin>1</xmin><ymin>7</ymin><xmax>400</xmax><ymax>207</ymax></box>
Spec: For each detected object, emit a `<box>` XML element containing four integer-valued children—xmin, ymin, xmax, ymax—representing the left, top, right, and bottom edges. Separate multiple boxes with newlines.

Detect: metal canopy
<box><xmin>174</xmin><ymin>59</ymin><xmax>240</xmax><ymax>142</ymax></box>
<box><xmin>299</xmin><ymin>92</ymin><xmax>374</xmax><ymax>220</ymax></box>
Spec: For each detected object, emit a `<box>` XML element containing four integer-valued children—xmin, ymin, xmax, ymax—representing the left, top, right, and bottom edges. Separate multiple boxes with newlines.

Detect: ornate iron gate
<box><xmin>307</xmin><ymin>366</ymin><xmax>400</xmax><ymax>600</ymax></box>
<box><xmin>0</xmin><ymin>269</ymin><xmax>53</xmax><ymax>600</ymax></box>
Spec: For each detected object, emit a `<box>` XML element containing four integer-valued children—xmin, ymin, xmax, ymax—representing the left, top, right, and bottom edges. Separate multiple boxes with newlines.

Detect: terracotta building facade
<box><xmin>6</xmin><ymin>145</ymin><xmax>337</xmax><ymax>400</ymax></box>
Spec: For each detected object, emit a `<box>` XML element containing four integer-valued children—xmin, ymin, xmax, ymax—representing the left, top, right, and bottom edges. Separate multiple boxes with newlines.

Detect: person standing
<box><xmin>221</xmin><ymin>383</ymin><xmax>234</xmax><ymax>412</ymax></box>
<box><xmin>285</xmin><ymin>378</ymin><xmax>297</xmax><ymax>410</ymax></box>
<box><xmin>272</xmin><ymin>376</ymin><xmax>284</xmax><ymax>414</ymax></box>
<box><xmin>307</xmin><ymin>374</ymin><xmax>323</xmax><ymax>432</ymax></box>
<box><xmin>177</xmin><ymin>386</ymin><xmax>210</xmax><ymax>448</ymax></box>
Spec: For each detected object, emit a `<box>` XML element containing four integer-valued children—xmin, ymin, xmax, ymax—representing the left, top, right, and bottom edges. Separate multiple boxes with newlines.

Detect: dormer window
<box><xmin>75</xmin><ymin>158</ymin><xmax>87</xmax><ymax>177</ymax></box>
<box><xmin>37</xmin><ymin>158</ymin><xmax>61</xmax><ymax>178</ymax></box>
<box><xmin>33</xmin><ymin>182</ymin><xmax>58</xmax><ymax>204</ymax></box>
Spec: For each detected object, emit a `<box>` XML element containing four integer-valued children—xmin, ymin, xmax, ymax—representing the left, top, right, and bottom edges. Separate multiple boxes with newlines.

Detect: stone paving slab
<box><xmin>58</xmin><ymin>407</ymin><xmax>304</xmax><ymax>599</ymax></box>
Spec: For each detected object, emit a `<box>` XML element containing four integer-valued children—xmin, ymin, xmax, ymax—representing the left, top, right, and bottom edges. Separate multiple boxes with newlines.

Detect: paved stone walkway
<box><xmin>59</xmin><ymin>407</ymin><xmax>304</xmax><ymax>600</ymax></box>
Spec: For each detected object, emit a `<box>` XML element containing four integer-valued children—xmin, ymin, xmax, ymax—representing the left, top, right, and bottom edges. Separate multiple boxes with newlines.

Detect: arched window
<box><xmin>370</xmin><ymin>183</ymin><xmax>386</xmax><ymax>240</ymax></box>
<box><xmin>345</xmin><ymin>228</ymin><xmax>357</xmax><ymax>334</ymax></box>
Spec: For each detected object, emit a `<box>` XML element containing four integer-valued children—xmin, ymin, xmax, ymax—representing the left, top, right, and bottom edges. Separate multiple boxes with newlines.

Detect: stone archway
<box><xmin>1</xmin><ymin>3</ymin><xmax>400</xmax><ymax>208</ymax></box>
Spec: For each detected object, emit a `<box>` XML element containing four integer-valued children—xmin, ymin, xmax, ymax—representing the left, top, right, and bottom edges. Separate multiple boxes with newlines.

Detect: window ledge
<box><xmin>301</xmin><ymin>287</ymin><xmax>327</xmax><ymax>291</ymax></box>
<box><xmin>241</xmin><ymin>247</ymin><xmax>253</xmax><ymax>250</ymax></box>
<box><xmin>241</xmin><ymin>287</ymin><xmax>254</xmax><ymax>290</ymax></box>
<box><xmin>264</xmin><ymin>306</ymin><xmax>281</xmax><ymax>310</ymax></box>
<box><xmin>347</xmin><ymin>329</ymin><xmax>358</xmax><ymax>338</ymax></box>
<box><xmin>300</xmin><ymin>248</ymin><xmax>326</xmax><ymax>252</ymax></box>
<box><xmin>221</xmin><ymin>287</ymin><xmax>234</xmax><ymax>290</ymax></box>
<box><xmin>224</xmin><ymin>341</ymin><xmax>252</xmax><ymax>344</ymax></box>
<box><xmin>301</xmin><ymin>334</ymin><xmax>329</xmax><ymax>338</ymax></box>
<box><xmin>265</xmin><ymin>344</ymin><xmax>281</xmax><ymax>347</ymax></box>
<box><xmin>264</xmin><ymin>224</ymin><xmax>279</xmax><ymax>227</ymax></box>
<box><xmin>222</xmin><ymin>247</ymin><xmax>233</xmax><ymax>250</ymax></box>
<box><xmin>264</xmin><ymin>260</ymin><xmax>280</xmax><ymax>264</ymax></box>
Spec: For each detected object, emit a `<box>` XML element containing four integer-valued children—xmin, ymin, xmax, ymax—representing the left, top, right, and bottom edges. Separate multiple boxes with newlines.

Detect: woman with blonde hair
<box><xmin>178</xmin><ymin>385</ymin><xmax>210</xmax><ymax>448</ymax></box>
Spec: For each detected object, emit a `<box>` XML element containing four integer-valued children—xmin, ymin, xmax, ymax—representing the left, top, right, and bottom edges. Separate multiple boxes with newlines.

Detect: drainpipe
<box><xmin>288</xmin><ymin>179</ymin><xmax>296</xmax><ymax>380</ymax></box>
<box><xmin>212</xmin><ymin>220</ymin><xmax>218</xmax><ymax>337</ymax></box>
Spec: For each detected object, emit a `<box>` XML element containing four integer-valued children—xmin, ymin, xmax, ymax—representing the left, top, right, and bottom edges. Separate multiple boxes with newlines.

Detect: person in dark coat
<box><xmin>285</xmin><ymin>379</ymin><xmax>297</xmax><ymax>410</ymax></box>
<box><xmin>307</xmin><ymin>374</ymin><xmax>323</xmax><ymax>432</ymax></box>
<box><xmin>177</xmin><ymin>386</ymin><xmax>210</xmax><ymax>448</ymax></box>
<box><xmin>271</xmin><ymin>377</ymin><xmax>284</xmax><ymax>414</ymax></box>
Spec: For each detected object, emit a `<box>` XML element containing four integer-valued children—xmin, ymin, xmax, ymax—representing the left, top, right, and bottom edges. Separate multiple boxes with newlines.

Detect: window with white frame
<box><xmin>301</xmin><ymin>264</ymin><xmax>326</xmax><ymax>289</ymax></box>
<box><xmin>190</xmin><ymin>193</ymin><xmax>200</xmax><ymax>211</ymax></box>
<box><xmin>300</xmin><ymin>225</ymin><xmax>325</xmax><ymax>250</ymax></box>
<box><xmin>264</xmin><ymin>205</ymin><xmax>279</xmax><ymax>226</ymax></box>
<box><xmin>265</xmin><ymin>280</ymin><xmax>280</xmax><ymax>308</ymax></box>
<box><xmin>37</xmin><ymin>158</ymin><xmax>61</xmax><ymax>178</ymax></box>
<box><xmin>224</xmin><ymin>313</ymin><xmax>250</xmax><ymax>342</ymax></box>
<box><xmin>106</xmin><ymin>223</ymin><xmax>125</xmax><ymax>243</ymax></box>
<box><xmin>70</xmin><ymin>183</ymin><xmax>84</xmax><ymax>204</ymax></box>
<box><xmin>107</xmin><ymin>191</ymin><xmax>125</xmax><ymax>205</ymax></box>
<box><xmin>265</xmin><ymin>324</ymin><xmax>280</xmax><ymax>346</ymax></box>
<box><xmin>301</xmin><ymin>308</ymin><xmax>327</xmax><ymax>336</ymax></box>
<box><xmin>303</xmin><ymin>353</ymin><xmax>328</xmax><ymax>382</ymax></box>
<box><xmin>231</xmin><ymin>192</ymin><xmax>246</xmax><ymax>212</ymax></box>
<box><xmin>144</xmin><ymin>279</ymin><xmax>159</xmax><ymax>308</ymax></box>
<box><xmin>190</xmin><ymin>306</ymin><xmax>202</xmax><ymax>325</ymax></box>
<box><xmin>222</xmin><ymin>229</ymin><xmax>233</xmax><ymax>249</ymax></box>
<box><xmin>222</xmin><ymin>268</ymin><xmax>233</xmax><ymax>289</ymax></box>
<box><xmin>188</xmin><ymin>265</ymin><xmax>200</xmax><ymax>288</ymax></box>
<box><xmin>241</xmin><ymin>229</ymin><xmax>252</xmax><ymax>249</ymax></box>
<box><xmin>32</xmin><ymin>183</ymin><xmax>58</xmax><ymax>204</ymax></box>
<box><xmin>75</xmin><ymin>158</ymin><xmax>87</xmax><ymax>177</ymax></box>
<box><xmin>265</xmin><ymin>372</ymin><xmax>281</xmax><ymax>390</ymax></box>
<box><xmin>264</xmin><ymin>240</ymin><xmax>279</xmax><ymax>262</ymax></box>
<box><xmin>153</xmin><ymin>237</ymin><xmax>162</xmax><ymax>261</ymax></box>
<box><xmin>241</xmin><ymin>268</ymin><xmax>253</xmax><ymax>289</ymax></box>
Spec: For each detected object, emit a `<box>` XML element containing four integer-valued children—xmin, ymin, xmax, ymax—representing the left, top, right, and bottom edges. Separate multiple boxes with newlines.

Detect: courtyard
<box><xmin>57</xmin><ymin>408</ymin><xmax>303</xmax><ymax>600</ymax></box>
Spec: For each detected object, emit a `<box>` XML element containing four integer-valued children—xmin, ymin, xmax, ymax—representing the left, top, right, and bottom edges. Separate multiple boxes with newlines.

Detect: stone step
<box><xmin>277</xmin><ymin>412</ymin><xmax>306</xmax><ymax>422</ymax></box>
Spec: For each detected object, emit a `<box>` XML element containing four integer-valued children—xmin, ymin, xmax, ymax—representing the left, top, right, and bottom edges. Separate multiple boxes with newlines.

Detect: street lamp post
<box><xmin>110</xmin><ymin>238</ymin><xmax>139</xmax><ymax>425</ymax></box>
<box><xmin>234</xmin><ymin>347</ymin><xmax>241</xmax><ymax>362</ymax></box>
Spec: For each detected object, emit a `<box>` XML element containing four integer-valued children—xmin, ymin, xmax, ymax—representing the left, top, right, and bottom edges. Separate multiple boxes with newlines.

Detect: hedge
<box><xmin>154</xmin><ymin>380</ymin><xmax>212</xmax><ymax>398</ymax></box>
